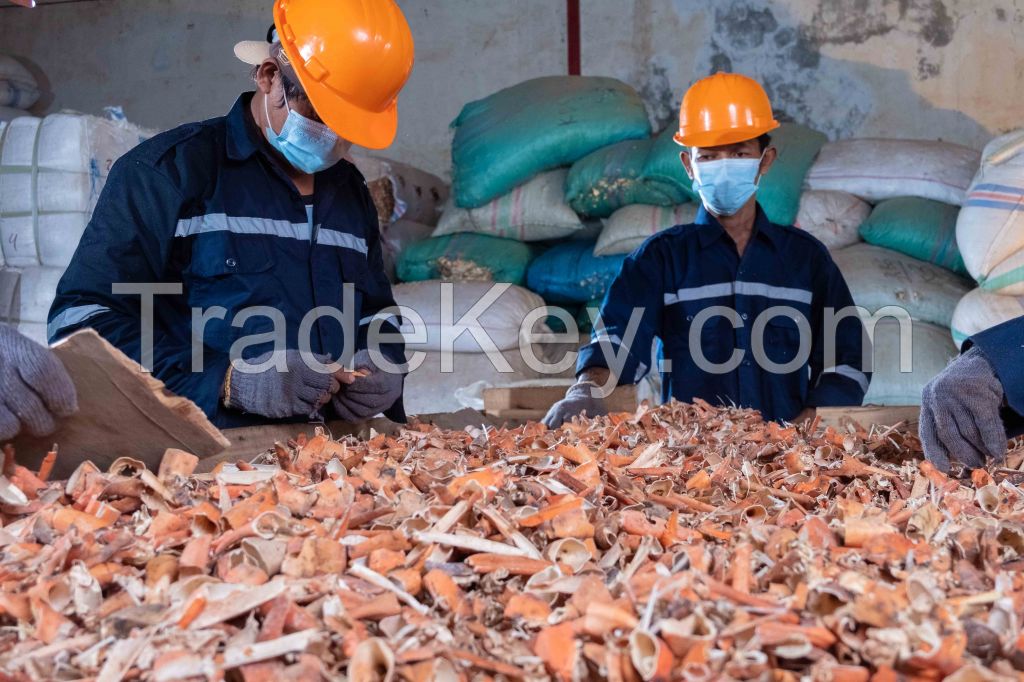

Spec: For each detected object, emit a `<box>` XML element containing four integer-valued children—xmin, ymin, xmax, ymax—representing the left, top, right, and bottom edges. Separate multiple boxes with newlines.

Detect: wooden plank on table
<box><xmin>483</xmin><ymin>382</ymin><xmax>638</xmax><ymax>417</ymax></box>
<box><xmin>10</xmin><ymin>329</ymin><xmax>229</xmax><ymax>478</ymax></box>
<box><xmin>816</xmin><ymin>405</ymin><xmax>920</xmax><ymax>430</ymax></box>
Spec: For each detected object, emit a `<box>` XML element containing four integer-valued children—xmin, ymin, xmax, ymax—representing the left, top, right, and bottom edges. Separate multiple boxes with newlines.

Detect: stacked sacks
<box><xmin>952</xmin><ymin>130</ymin><xmax>1024</xmax><ymax>346</ymax></box>
<box><xmin>0</xmin><ymin>112</ymin><xmax>154</xmax><ymax>343</ymax></box>
<box><xmin>399</xmin><ymin>76</ymin><xmax>655</xmax><ymax>402</ymax></box>
<box><xmin>808</xmin><ymin>138</ymin><xmax>983</xmax><ymax>404</ymax></box>
<box><xmin>832</xmin><ymin>243</ymin><xmax>967</xmax><ymax>405</ymax></box>
<box><xmin>831</xmin><ymin>244</ymin><xmax>966</xmax><ymax>405</ymax></box>
<box><xmin>0</xmin><ymin>55</ymin><xmax>40</xmax><ymax>122</ymax></box>
<box><xmin>350</xmin><ymin>155</ymin><xmax>448</xmax><ymax>283</ymax></box>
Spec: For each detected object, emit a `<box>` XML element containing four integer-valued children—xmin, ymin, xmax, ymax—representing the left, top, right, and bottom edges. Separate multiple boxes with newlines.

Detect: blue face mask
<box><xmin>690</xmin><ymin>152</ymin><xmax>765</xmax><ymax>217</ymax></box>
<box><xmin>264</xmin><ymin>92</ymin><xmax>346</xmax><ymax>175</ymax></box>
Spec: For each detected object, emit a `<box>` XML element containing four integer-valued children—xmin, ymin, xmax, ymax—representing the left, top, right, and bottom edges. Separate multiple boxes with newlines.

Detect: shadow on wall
<box><xmin>640</xmin><ymin>0</ymin><xmax>993</xmax><ymax>147</ymax></box>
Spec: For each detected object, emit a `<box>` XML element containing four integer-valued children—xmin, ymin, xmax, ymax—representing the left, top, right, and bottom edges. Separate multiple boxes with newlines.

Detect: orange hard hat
<box><xmin>673</xmin><ymin>73</ymin><xmax>779</xmax><ymax>148</ymax></box>
<box><xmin>273</xmin><ymin>0</ymin><xmax>415</xmax><ymax>149</ymax></box>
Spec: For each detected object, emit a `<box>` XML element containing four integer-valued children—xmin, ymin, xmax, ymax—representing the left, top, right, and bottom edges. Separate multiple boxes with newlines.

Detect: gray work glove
<box><xmin>0</xmin><ymin>324</ymin><xmax>77</xmax><ymax>440</ymax></box>
<box><xmin>331</xmin><ymin>350</ymin><xmax>403</xmax><ymax>422</ymax></box>
<box><xmin>226</xmin><ymin>350</ymin><xmax>338</xmax><ymax>419</ymax></box>
<box><xmin>542</xmin><ymin>381</ymin><xmax>608</xmax><ymax>428</ymax></box>
<box><xmin>920</xmin><ymin>347</ymin><xmax>1009</xmax><ymax>472</ymax></box>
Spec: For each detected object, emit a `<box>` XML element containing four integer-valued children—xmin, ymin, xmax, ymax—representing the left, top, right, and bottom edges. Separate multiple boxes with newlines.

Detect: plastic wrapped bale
<box><xmin>351</xmin><ymin>155</ymin><xmax>449</xmax><ymax>226</ymax></box>
<box><xmin>950</xmin><ymin>288</ymin><xmax>1024</xmax><ymax>348</ymax></box>
<box><xmin>755</xmin><ymin>123</ymin><xmax>827</xmax><ymax>226</ymax></box>
<box><xmin>565</xmin><ymin>138</ymin><xmax>676</xmax><ymax>218</ymax></box>
<box><xmin>863</xmin><ymin>318</ymin><xmax>957</xmax><ymax>406</ymax></box>
<box><xmin>806</xmin><ymin>138</ymin><xmax>981</xmax><ymax>205</ymax></box>
<box><xmin>956</xmin><ymin>130</ymin><xmax>1024</xmax><ymax>295</ymax></box>
<box><xmin>396</xmin><ymin>233</ymin><xmax>539</xmax><ymax>285</ymax></box>
<box><xmin>793</xmin><ymin>190</ymin><xmax>870</xmax><ymax>251</ymax></box>
<box><xmin>0</xmin><ymin>266</ymin><xmax>63</xmax><ymax>344</ymax></box>
<box><xmin>832</xmin><ymin>243</ymin><xmax>972</xmax><ymax>329</ymax></box>
<box><xmin>392</xmin><ymin>280</ymin><xmax>550</xmax><ymax>353</ymax></box>
<box><xmin>450</xmin><ymin>76</ymin><xmax>652</xmax><ymax>208</ymax></box>
<box><xmin>859</xmin><ymin>197</ymin><xmax>967</xmax><ymax>276</ymax></box>
<box><xmin>527</xmin><ymin>241</ymin><xmax>626</xmax><ymax>304</ymax></box>
<box><xmin>595</xmin><ymin>204</ymin><xmax>698</xmax><ymax>256</ymax></box>
<box><xmin>434</xmin><ymin>170</ymin><xmax>584</xmax><ymax>242</ymax></box>
<box><xmin>0</xmin><ymin>113</ymin><xmax>154</xmax><ymax>268</ymax></box>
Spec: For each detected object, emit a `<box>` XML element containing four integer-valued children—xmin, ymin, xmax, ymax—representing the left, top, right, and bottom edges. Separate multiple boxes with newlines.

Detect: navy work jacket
<box><xmin>48</xmin><ymin>93</ymin><xmax>405</xmax><ymax>428</ymax></box>
<box><xmin>577</xmin><ymin>204</ymin><xmax>870</xmax><ymax>423</ymax></box>
<box><xmin>966</xmin><ymin>317</ymin><xmax>1024</xmax><ymax>437</ymax></box>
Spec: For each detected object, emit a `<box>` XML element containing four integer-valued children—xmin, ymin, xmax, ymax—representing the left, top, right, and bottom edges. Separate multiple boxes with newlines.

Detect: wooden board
<box><xmin>483</xmin><ymin>381</ymin><xmax>638</xmax><ymax>421</ymax></box>
<box><xmin>816</xmin><ymin>405</ymin><xmax>920</xmax><ymax>430</ymax></box>
<box><xmin>11</xmin><ymin>329</ymin><xmax>230</xmax><ymax>477</ymax></box>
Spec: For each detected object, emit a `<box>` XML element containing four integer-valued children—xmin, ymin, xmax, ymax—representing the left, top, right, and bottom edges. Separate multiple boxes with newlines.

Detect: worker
<box><xmin>545</xmin><ymin>73</ymin><xmax>869</xmax><ymax>428</ymax></box>
<box><xmin>47</xmin><ymin>0</ymin><xmax>414</xmax><ymax>428</ymax></box>
<box><xmin>0</xmin><ymin>325</ymin><xmax>77</xmax><ymax>440</ymax></box>
<box><xmin>920</xmin><ymin>317</ymin><xmax>1024</xmax><ymax>471</ymax></box>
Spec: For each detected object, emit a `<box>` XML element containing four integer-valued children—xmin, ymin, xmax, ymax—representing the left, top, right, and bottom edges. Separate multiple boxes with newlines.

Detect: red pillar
<box><xmin>567</xmin><ymin>0</ymin><xmax>581</xmax><ymax>75</ymax></box>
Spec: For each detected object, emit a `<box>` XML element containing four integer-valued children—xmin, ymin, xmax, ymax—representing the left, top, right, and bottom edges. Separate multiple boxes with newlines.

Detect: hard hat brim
<box><xmin>306</xmin><ymin>79</ymin><xmax>400</xmax><ymax>150</ymax></box>
<box><xmin>674</xmin><ymin>121</ymin><xmax>780</xmax><ymax>148</ymax></box>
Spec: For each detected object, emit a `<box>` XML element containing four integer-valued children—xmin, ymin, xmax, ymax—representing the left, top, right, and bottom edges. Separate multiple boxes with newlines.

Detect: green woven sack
<box><xmin>859</xmin><ymin>197</ymin><xmax>967</xmax><ymax>276</ymax></box>
<box><xmin>565</xmin><ymin>138</ymin><xmax>676</xmax><ymax>218</ymax></box>
<box><xmin>451</xmin><ymin>76</ymin><xmax>651</xmax><ymax>208</ymax></box>
<box><xmin>757</xmin><ymin>123</ymin><xmax>828</xmax><ymax>225</ymax></box>
<box><xmin>396</xmin><ymin>233</ymin><xmax>538</xmax><ymax>285</ymax></box>
<box><xmin>637</xmin><ymin>127</ymin><xmax>698</xmax><ymax>205</ymax></box>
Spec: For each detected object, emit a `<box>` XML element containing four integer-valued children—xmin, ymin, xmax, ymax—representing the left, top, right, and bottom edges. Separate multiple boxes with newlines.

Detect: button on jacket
<box><xmin>966</xmin><ymin>317</ymin><xmax>1024</xmax><ymax>437</ymax></box>
<box><xmin>48</xmin><ymin>93</ymin><xmax>405</xmax><ymax>428</ymax></box>
<box><xmin>577</xmin><ymin>204</ymin><xmax>870</xmax><ymax>423</ymax></box>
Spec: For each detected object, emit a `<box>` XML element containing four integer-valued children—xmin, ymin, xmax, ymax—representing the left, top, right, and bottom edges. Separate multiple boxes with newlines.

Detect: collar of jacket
<box><xmin>693</xmin><ymin>201</ymin><xmax>778</xmax><ymax>251</ymax></box>
<box><xmin>225</xmin><ymin>92</ymin><xmax>265</xmax><ymax>162</ymax></box>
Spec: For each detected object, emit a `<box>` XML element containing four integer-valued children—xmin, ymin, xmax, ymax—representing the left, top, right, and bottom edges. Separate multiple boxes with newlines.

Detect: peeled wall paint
<box><xmin>0</xmin><ymin>0</ymin><xmax>1019</xmax><ymax>178</ymax></box>
<box><xmin>586</xmin><ymin>0</ymin><xmax>1020</xmax><ymax>148</ymax></box>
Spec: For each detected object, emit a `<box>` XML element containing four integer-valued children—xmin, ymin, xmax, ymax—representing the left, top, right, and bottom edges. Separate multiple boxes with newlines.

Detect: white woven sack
<box><xmin>393</xmin><ymin>280</ymin><xmax>549</xmax><ymax>353</ymax></box>
<box><xmin>863</xmin><ymin>318</ymin><xmax>957</xmax><ymax>406</ymax></box>
<box><xmin>434</xmin><ymin>170</ymin><xmax>583</xmax><ymax>242</ymax></box>
<box><xmin>594</xmin><ymin>203</ymin><xmax>697</xmax><ymax>256</ymax></box>
<box><xmin>955</xmin><ymin>130</ymin><xmax>1024</xmax><ymax>295</ymax></box>
<box><xmin>832</xmin><ymin>244</ymin><xmax>972</xmax><ymax>328</ymax></box>
<box><xmin>806</xmin><ymin>139</ymin><xmax>981</xmax><ymax>205</ymax></box>
<box><xmin>793</xmin><ymin>190</ymin><xmax>869</xmax><ymax>250</ymax></box>
<box><xmin>950</xmin><ymin>288</ymin><xmax>1024</xmax><ymax>348</ymax></box>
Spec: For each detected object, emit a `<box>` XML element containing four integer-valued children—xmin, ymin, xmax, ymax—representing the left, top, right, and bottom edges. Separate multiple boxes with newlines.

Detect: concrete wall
<box><xmin>0</xmin><ymin>0</ymin><xmax>1019</xmax><ymax>178</ymax></box>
